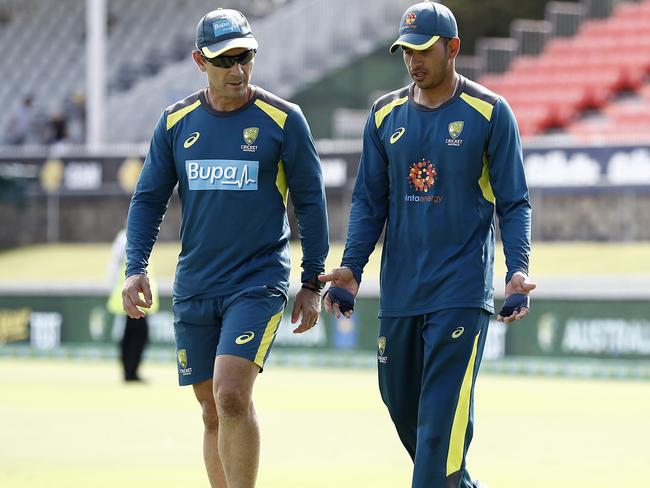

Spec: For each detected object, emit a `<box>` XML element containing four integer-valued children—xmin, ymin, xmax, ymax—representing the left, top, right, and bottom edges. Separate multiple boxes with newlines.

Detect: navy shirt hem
<box><xmin>378</xmin><ymin>300</ymin><xmax>495</xmax><ymax>318</ymax></box>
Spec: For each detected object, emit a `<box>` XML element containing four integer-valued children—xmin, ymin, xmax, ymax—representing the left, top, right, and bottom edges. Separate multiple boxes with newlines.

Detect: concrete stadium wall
<box><xmin>2</xmin><ymin>142</ymin><xmax>650</xmax><ymax>247</ymax></box>
<box><xmin>3</xmin><ymin>188</ymin><xmax>650</xmax><ymax>246</ymax></box>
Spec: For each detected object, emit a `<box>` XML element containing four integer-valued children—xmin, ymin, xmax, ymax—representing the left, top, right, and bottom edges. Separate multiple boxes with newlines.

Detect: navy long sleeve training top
<box><xmin>126</xmin><ymin>86</ymin><xmax>329</xmax><ymax>302</ymax></box>
<box><xmin>342</xmin><ymin>77</ymin><xmax>531</xmax><ymax>317</ymax></box>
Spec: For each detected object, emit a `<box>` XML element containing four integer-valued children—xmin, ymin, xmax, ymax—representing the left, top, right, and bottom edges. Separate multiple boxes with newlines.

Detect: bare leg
<box><xmin>213</xmin><ymin>354</ymin><xmax>261</xmax><ymax>488</ymax></box>
<box><xmin>193</xmin><ymin>379</ymin><xmax>227</xmax><ymax>488</ymax></box>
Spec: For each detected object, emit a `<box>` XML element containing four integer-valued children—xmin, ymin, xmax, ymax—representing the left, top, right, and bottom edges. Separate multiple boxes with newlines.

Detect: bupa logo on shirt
<box><xmin>186</xmin><ymin>160</ymin><xmax>258</xmax><ymax>191</ymax></box>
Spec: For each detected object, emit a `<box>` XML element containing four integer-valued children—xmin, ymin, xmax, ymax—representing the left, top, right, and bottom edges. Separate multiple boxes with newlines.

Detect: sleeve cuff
<box><xmin>340</xmin><ymin>262</ymin><xmax>362</xmax><ymax>285</ymax></box>
<box><xmin>505</xmin><ymin>268</ymin><xmax>528</xmax><ymax>284</ymax></box>
<box><xmin>125</xmin><ymin>267</ymin><xmax>147</xmax><ymax>278</ymax></box>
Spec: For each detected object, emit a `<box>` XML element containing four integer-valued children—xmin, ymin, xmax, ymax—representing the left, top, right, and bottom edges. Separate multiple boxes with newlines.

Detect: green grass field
<box><xmin>0</xmin><ymin>242</ymin><xmax>649</xmax><ymax>283</ymax></box>
<box><xmin>1</xmin><ymin>243</ymin><xmax>648</xmax><ymax>487</ymax></box>
<box><xmin>1</xmin><ymin>358</ymin><xmax>648</xmax><ymax>488</ymax></box>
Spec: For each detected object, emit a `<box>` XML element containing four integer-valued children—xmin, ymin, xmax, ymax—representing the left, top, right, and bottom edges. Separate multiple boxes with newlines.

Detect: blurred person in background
<box><xmin>47</xmin><ymin>110</ymin><xmax>68</xmax><ymax>144</ymax></box>
<box><xmin>320</xmin><ymin>2</ymin><xmax>535</xmax><ymax>487</ymax></box>
<box><xmin>121</xmin><ymin>8</ymin><xmax>328</xmax><ymax>488</ymax></box>
<box><xmin>5</xmin><ymin>95</ymin><xmax>37</xmax><ymax>145</ymax></box>
<box><xmin>64</xmin><ymin>91</ymin><xmax>86</xmax><ymax>143</ymax></box>
<box><xmin>107</xmin><ymin>228</ymin><xmax>158</xmax><ymax>382</ymax></box>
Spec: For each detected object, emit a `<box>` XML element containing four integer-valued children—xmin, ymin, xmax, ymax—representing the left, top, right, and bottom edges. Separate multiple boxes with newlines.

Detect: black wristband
<box><xmin>302</xmin><ymin>275</ymin><xmax>325</xmax><ymax>292</ymax></box>
<box><xmin>301</xmin><ymin>284</ymin><xmax>321</xmax><ymax>295</ymax></box>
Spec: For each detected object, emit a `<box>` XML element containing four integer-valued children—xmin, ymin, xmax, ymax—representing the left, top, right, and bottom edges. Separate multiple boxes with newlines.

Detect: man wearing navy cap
<box><xmin>122</xmin><ymin>8</ymin><xmax>329</xmax><ymax>488</ymax></box>
<box><xmin>321</xmin><ymin>2</ymin><xmax>535</xmax><ymax>487</ymax></box>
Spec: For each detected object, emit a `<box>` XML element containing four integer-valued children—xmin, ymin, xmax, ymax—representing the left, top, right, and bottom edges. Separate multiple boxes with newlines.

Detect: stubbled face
<box><xmin>195</xmin><ymin>48</ymin><xmax>254</xmax><ymax>103</ymax></box>
<box><xmin>402</xmin><ymin>39</ymin><xmax>452</xmax><ymax>91</ymax></box>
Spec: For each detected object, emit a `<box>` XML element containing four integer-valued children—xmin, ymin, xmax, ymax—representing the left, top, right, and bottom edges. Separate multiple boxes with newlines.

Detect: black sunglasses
<box><xmin>202</xmin><ymin>49</ymin><xmax>256</xmax><ymax>69</ymax></box>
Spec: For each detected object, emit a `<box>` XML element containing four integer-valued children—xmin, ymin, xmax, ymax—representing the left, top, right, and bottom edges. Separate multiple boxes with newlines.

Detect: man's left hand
<box><xmin>291</xmin><ymin>287</ymin><xmax>321</xmax><ymax>334</ymax></box>
<box><xmin>497</xmin><ymin>271</ymin><xmax>537</xmax><ymax>323</ymax></box>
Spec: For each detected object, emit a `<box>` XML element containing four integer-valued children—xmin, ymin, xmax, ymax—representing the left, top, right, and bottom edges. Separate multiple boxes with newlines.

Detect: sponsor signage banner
<box><xmin>2</xmin><ymin>144</ymin><xmax>650</xmax><ymax>194</ymax></box>
<box><xmin>0</xmin><ymin>295</ymin><xmax>648</xmax><ymax>360</ymax></box>
<box><xmin>522</xmin><ymin>144</ymin><xmax>650</xmax><ymax>188</ymax></box>
<box><xmin>507</xmin><ymin>300</ymin><xmax>650</xmax><ymax>359</ymax></box>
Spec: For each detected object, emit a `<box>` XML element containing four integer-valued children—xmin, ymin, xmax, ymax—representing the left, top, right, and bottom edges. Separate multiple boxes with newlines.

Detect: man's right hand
<box><xmin>319</xmin><ymin>267</ymin><xmax>359</xmax><ymax>319</ymax></box>
<box><xmin>122</xmin><ymin>274</ymin><xmax>153</xmax><ymax>319</ymax></box>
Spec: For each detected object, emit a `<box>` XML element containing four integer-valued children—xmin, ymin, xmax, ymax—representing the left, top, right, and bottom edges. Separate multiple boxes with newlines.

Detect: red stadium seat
<box><xmin>479</xmin><ymin>0</ymin><xmax>650</xmax><ymax>136</ymax></box>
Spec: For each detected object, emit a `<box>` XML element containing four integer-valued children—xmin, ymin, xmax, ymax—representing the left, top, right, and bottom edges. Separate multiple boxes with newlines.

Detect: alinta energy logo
<box><xmin>405</xmin><ymin>158</ymin><xmax>442</xmax><ymax>204</ymax></box>
<box><xmin>407</xmin><ymin>158</ymin><xmax>436</xmax><ymax>192</ymax></box>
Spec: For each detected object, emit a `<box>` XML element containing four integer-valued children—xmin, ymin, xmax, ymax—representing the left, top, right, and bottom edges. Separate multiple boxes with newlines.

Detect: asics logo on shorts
<box><xmin>235</xmin><ymin>331</ymin><xmax>255</xmax><ymax>345</ymax></box>
<box><xmin>452</xmin><ymin>326</ymin><xmax>464</xmax><ymax>339</ymax></box>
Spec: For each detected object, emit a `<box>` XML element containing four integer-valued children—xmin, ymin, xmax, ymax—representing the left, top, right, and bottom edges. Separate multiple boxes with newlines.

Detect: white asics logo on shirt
<box><xmin>184</xmin><ymin>131</ymin><xmax>200</xmax><ymax>148</ymax></box>
<box><xmin>390</xmin><ymin>127</ymin><xmax>406</xmax><ymax>144</ymax></box>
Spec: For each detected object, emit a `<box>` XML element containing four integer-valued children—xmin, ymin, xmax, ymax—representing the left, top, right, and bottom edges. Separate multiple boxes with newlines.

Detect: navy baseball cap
<box><xmin>195</xmin><ymin>9</ymin><xmax>258</xmax><ymax>58</ymax></box>
<box><xmin>390</xmin><ymin>2</ymin><xmax>458</xmax><ymax>53</ymax></box>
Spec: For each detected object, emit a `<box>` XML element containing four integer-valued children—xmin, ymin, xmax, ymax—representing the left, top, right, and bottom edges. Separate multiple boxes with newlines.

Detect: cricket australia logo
<box><xmin>378</xmin><ymin>336</ymin><xmax>388</xmax><ymax>364</ymax></box>
<box><xmin>178</xmin><ymin>349</ymin><xmax>192</xmax><ymax>376</ymax></box>
<box><xmin>241</xmin><ymin>127</ymin><xmax>259</xmax><ymax>152</ymax></box>
<box><xmin>446</xmin><ymin>121</ymin><xmax>464</xmax><ymax>146</ymax></box>
<box><xmin>400</xmin><ymin>10</ymin><xmax>418</xmax><ymax>28</ymax></box>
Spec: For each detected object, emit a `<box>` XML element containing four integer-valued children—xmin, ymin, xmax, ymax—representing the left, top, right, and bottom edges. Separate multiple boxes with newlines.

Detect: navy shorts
<box><xmin>172</xmin><ymin>286</ymin><xmax>286</xmax><ymax>386</ymax></box>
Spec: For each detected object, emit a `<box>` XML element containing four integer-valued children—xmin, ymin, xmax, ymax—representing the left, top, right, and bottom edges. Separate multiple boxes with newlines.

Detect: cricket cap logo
<box><xmin>448</xmin><ymin>121</ymin><xmax>464</xmax><ymax>139</ymax></box>
<box><xmin>243</xmin><ymin>127</ymin><xmax>259</xmax><ymax>145</ymax></box>
<box><xmin>404</xmin><ymin>11</ymin><xmax>417</xmax><ymax>26</ymax></box>
<box><xmin>177</xmin><ymin>349</ymin><xmax>188</xmax><ymax>369</ymax></box>
<box><xmin>378</xmin><ymin>336</ymin><xmax>386</xmax><ymax>356</ymax></box>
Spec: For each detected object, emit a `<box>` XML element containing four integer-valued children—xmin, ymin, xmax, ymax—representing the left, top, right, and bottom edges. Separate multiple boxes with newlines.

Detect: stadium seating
<box><xmin>105</xmin><ymin>0</ymin><xmax>413</xmax><ymax>143</ymax></box>
<box><xmin>0</xmin><ymin>0</ymin><xmax>414</xmax><ymax>144</ymax></box>
<box><xmin>0</xmin><ymin>0</ymin><xmax>288</xmax><ymax>144</ymax></box>
<box><xmin>480</xmin><ymin>0</ymin><xmax>650</xmax><ymax>137</ymax></box>
<box><xmin>568</xmin><ymin>83</ymin><xmax>650</xmax><ymax>142</ymax></box>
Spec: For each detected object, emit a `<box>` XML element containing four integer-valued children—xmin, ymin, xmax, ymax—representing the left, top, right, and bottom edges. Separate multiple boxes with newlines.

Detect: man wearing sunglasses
<box><xmin>122</xmin><ymin>8</ymin><xmax>328</xmax><ymax>488</ymax></box>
